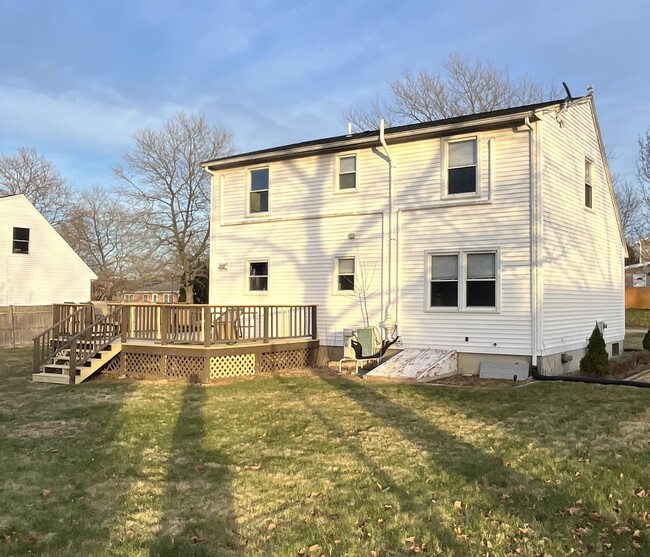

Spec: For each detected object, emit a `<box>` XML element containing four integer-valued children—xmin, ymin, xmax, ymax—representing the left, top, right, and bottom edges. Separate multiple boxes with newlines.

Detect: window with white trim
<box><xmin>12</xmin><ymin>227</ymin><xmax>29</xmax><ymax>254</ymax></box>
<box><xmin>428</xmin><ymin>251</ymin><xmax>497</xmax><ymax>309</ymax></box>
<box><xmin>163</xmin><ymin>293</ymin><xmax>173</xmax><ymax>303</ymax></box>
<box><xmin>584</xmin><ymin>159</ymin><xmax>593</xmax><ymax>208</ymax></box>
<box><xmin>250</xmin><ymin>167</ymin><xmax>269</xmax><ymax>213</ymax></box>
<box><xmin>248</xmin><ymin>261</ymin><xmax>269</xmax><ymax>291</ymax></box>
<box><xmin>338</xmin><ymin>155</ymin><xmax>357</xmax><ymax>190</ymax></box>
<box><xmin>447</xmin><ymin>139</ymin><xmax>477</xmax><ymax>195</ymax></box>
<box><xmin>336</xmin><ymin>257</ymin><xmax>355</xmax><ymax>291</ymax></box>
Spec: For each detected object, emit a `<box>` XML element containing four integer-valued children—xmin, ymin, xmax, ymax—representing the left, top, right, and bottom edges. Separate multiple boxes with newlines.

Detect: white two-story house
<box><xmin>203</xmin><ymin>96</ymin><xmax>625</xmax><ymax>374</ymax></box>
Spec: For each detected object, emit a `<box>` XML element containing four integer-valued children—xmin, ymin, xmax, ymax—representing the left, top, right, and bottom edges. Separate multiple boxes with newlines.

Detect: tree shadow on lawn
<box><xmin>319</xmin><ymin>376</ymin><xmax>638</xmax><ymax>554</ymax></box>
<box><xmin>148</xmin><ymin>384</ymin><xmax>241</xmax><ymax>557</ymax></box>
<box><xmin>273</xmin><ymin>374</ymin><xmax>466</xmax><ymax>555</ymax></box>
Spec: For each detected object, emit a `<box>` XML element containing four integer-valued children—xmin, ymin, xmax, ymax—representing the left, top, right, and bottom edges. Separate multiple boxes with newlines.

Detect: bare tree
<box><xmin>614</xmin><ymin>177</ymin><xmax>644</xmax><ymax>242</ymax></box>
<box><xmin>639</xmin><ymin>128</ymin><xmax>650</xmax><ymax>187</ymax></box>
<box><xmin>0</xmin><ymin>147</ymin><xmax>72</xmax><ymax>226</ymax></box>
<box><xmin>113</xmin><ymin>112</ymin><xmax>233</xmax><ymax>303</ymax></box>
<box><xmin>343</xmin><ymin>53</ymin><xmax>559</xmax><ymax>130</ymax></box>
<box><xmin>60</xmin><ymin>186</ymin><xmax>162</xmax><ymax>300</ymax></box>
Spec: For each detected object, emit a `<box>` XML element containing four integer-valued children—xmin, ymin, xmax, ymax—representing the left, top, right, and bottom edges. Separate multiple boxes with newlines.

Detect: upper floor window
<box><xmin>12</xmin><ymin>227</ymin><xmax>30</xmax><ymax>254</ymax></box>
<box><xmin>585</xmin><ymin>159</ymin><xmax>593</xmax><ymax>208</ymax></box>
<box><xmin>249</xmin><ymin>261</ymin><xmax>269</xmax><ymax>291</ymax></box>
<box><xmin>447</xmin><ymin>139</ymin><xmax>477</xmax><ymax>195</ymax></box>
<box><xmin>250</xmin><ymin>168</ymin><xmax>269</xmax><ymax>213</ymax></box>
<box><xmin>163</xmin><ymin>294</ymin><xmax>173</xmax><ymax>303</ymax></box>
<box><xmin>338</xmin><ymin>155</ymin><xmax>357</xmax><ymax>190</ymax></box>
<box><xmin>336</xmin><ymin>257</ymin><xmax>355</xmax><ymax>291</ymax></box>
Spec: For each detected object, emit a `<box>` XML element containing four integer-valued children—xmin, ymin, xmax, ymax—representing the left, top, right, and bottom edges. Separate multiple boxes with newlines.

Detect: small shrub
<box><xmin>579</xmin><ymin>324</ymin><xmax>610</xmax><ymax>376</ymax></box>
<box><xmin>643</xmin><ymin>327</ymin><xmax>650</xmax><ymax>351</ymax></box>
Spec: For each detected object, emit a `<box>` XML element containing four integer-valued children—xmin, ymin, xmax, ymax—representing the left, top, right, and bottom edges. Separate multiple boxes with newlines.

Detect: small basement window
<box><xmin>611</xmin><ymin>342</ymin><xmax>619</xmax><ymax>357</ymax></box>
<box><xmin>12</xmin><ymin>227</ymin><xmax>30</xmax><ymax>254</ymax></box>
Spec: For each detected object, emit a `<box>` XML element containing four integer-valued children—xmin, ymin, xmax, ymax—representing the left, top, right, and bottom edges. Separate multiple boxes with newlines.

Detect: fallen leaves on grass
<box><xmin>190</xmin><ymin>532</ymin><xmax>203</xmax><ymax>544</ymax></box>
<box><xmin>41</xmin><ymin>489</ymin><xmax>51</xmax><ymax>499</ymax></box>
<box><xmin>267</xmin><ymin>523</ymin><xmax>276</xmax><ymax>531</ymax></box>
<box><xmin>635</xmin><ymin>488</ymin><xmax>647</xmax><ymax>498</ymax></box>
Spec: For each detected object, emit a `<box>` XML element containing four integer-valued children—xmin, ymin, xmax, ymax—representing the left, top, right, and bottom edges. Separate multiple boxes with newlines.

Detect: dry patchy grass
<box><xmin>1</xmin><ymin>347</ymin><xmax>649</xmax><ymax>556</ymax></box>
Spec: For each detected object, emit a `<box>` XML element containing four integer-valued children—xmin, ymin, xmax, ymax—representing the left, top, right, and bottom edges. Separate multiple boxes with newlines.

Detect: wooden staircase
<box><xmin>33</xmin><ymin>338</ymin><xmax>122</xmax><ymax>385</ymax></box>
<box><xmin>32</xmin><ymin>305</ymin><xmax>124</xmax><ymax>385</ymax></box>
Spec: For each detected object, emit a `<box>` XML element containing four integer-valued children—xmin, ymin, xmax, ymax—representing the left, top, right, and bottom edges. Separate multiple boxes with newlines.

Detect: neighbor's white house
<box><xmin>203</xmin><ymin>96</ymin><xmax>625</xmax><ymax>374</ymax></box>
<box><xmin>0</xmin><ymin>194</ymin><xmax>96</xmax><ymax>305</ymax></box>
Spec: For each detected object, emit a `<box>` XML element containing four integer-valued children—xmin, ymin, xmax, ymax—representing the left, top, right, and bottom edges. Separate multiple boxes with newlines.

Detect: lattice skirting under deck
<box><xmin>122</xmin><ymin>346</ymin><xmax>314</xmax><ymax>382</ymax></box>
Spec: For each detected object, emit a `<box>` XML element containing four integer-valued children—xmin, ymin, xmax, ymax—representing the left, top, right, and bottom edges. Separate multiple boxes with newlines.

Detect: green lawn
<box><xmin>626</xmin><ymin>309</ymin><xmax>650</xmax><ymax>329</ymax></box>
<box><xmin>1</xmin><ymin>347</ymin><xmax>649</xmax><ymax>556</ymax></box>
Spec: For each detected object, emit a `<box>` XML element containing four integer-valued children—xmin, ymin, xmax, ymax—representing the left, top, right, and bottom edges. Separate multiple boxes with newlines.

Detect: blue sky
<box><xmin>0</xmin><ymin>0</ymin><xmax>648</xmax><ymax>188</ymax></box>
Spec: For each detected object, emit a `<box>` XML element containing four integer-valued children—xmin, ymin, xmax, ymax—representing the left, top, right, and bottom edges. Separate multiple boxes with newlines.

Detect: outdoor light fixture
<box><xmin>218</xmin><ymin>263</ymin><xmax>228</xmax><ymax>270</ymax></box>
<box><xmin>348</xmin><ymin>233</ymin><xmax>355</xmax><ymax>240</ymax></box>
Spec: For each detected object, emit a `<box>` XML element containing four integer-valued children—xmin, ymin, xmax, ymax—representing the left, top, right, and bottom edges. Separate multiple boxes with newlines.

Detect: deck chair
<box><xmin>339</xmin><ymin>327</ymin><xmax>399</xmax><ymax>374</ymax></box>
<box><xmin>213</xmin><ymin>308</ymin><xmax>244</xmax><ymax>342</ymax></box>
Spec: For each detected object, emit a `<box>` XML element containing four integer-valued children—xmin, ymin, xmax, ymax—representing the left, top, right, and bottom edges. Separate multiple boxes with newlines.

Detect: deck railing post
<box><xmin>311</xmin><ymin>305</ymin><xmax>318</xmax><ymax>340</ymax></box>
<box><xmin>68</xmin><ymin>339</ymin><xmax>77</xmax><ymax>385</ymax></box>
<box><xmin>121</xmin><ymin>305</ymin><xmax>129</xmax><ymax>343</ymax></box>
<box><xmin>161</xmin><ymin>306</ymin><xmax>169</xmax><ymax>345</ymax></box>
<box><xmin>203</xmin><ymin>306</ymin><xmax>211</xmax><ymax>347</ymax></box>
<box><xmin>263</xmin><ymin>306</ymin><xmax>269</xmax><ymax>343</ymax></box>
<box><xmin>33</xmin><ymin>337</ymin><xmax>40</xmax><ymax>374</ymax></box>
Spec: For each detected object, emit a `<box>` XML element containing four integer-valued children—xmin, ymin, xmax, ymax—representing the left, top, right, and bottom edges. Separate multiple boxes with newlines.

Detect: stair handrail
<box><xmin>65</xmin><ymin>306</ymin><xmax>123</xmax><ymax>384</ymax></box>
<box><xmin>33</xmin><ymin>306</ymin><xmax>89</xmax><ymax>374</ymax></box>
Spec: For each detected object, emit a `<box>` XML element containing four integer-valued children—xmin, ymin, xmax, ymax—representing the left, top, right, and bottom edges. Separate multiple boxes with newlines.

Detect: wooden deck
<box><xmin>34</xmin><ymin>303</ymin><xmax>319</xmax><ymax>384</ymax></box>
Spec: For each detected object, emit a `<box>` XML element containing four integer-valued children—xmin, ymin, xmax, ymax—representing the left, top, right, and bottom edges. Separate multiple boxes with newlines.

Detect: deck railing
<box><xmin>100</xmin><ymin>303</ymin><xmax>318</xmax><ymax>346</ymax></box>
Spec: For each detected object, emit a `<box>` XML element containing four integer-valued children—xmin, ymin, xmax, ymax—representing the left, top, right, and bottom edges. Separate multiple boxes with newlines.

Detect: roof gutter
<box><xmin>203</xmin><ymin>111</ymin><xmax>543</xmax><ymax>171</ymax></box>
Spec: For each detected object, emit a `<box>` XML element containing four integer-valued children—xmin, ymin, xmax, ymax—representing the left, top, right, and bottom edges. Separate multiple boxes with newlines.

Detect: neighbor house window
<box><xmin>428</xmin><ymin>251</ymin><xmax>498</xmax><ymax>310</ymax></box>
<box><xmin>249</xmin><ymin>261</ymin><xmax>268</xmax><ymax>291</ymax></box>
<box><xmin>337</xmin><ymin>257</ymin><xmax>355</xmax><ymax>291</ymax></box>
<box><xmin>447</xmin><ymin>139</ymin><xmax>477</xmax><ymax>195</ymax></box>
<box><xmin>429</xmin><ymin>254</ymin><xmax>459</xmax><ymax>307</ymax></box>
<box><xmin>143</xmin><ymin>294</ymin><xmax>149</xmax><ymax>302</ymax></box>
<box><xmin>250</xmin><ymin>167</ymin><xmax>269</xmax><ymax>213</ymax></box>
<box><xmin>124</xmin><ymin>294</ymin><xmax>134</xmax><ymax>301</ymax></box>
<box><xmin>585</xmin><ymin>159</ymin><xmax>593</xmax><ymax>208</ymax></box>
<box><xmin>338</xmin><ymin>155</ymin><xmax>357</xmax><ymax>190</ymax></box>
<box><xmin>163</xmin><ymin>294</ymin><xmax>172</xmax><ymax>303</ymax></box>
<box><xmin>152</xmin><ymin>294</ymin><xmax>158</xmax><ymax>303</ymax></box>
<box><xmin>12</xmin><ymin>227</ymin><xmax>29</xmax><ymax>254</ymax></box>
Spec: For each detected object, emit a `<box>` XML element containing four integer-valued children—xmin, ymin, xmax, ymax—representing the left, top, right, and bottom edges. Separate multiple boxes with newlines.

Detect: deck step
<box><xmin>32</xmin><ymin>372</ymin><xmax>72</xmax><ymax>385</ymax></box>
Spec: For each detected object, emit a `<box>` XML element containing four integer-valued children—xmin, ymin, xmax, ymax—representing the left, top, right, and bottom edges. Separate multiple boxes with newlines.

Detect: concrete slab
<box><xmin>366</xmin><ymin>348</ymin><xmax>457</xmax><ymax>382</ymax></box>
<box><xmin>479</xmin><ymin>361</ymin><xmax>529</xmax><ymax>381</ymax></box>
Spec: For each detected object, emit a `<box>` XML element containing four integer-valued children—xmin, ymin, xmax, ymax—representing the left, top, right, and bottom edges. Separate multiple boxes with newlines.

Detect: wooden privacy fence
<box><xmin>625</xmin><ymin>286</ymin><xmax>650</xmax><ymax>309</ymax></box>
<box><xmin>0</xmin><ymin>305</ymin><xmax>53</xmax><ymax>347</ymax></box>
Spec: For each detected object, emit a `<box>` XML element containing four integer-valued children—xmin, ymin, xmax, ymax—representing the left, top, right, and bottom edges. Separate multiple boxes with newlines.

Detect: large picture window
<box><xmin>447</xmin><ymin>139</ymin><xmax>477</xmax><ymax>195</ymax></box>
<box><xmin>250</xmin><ymin>168</ymin><xmax>269</xmax><ymax>213</ymax></box>
<box><xmin>428</xmin><ymin>250</ymin><xmax>497</xmax><ymax>310</ymax></box>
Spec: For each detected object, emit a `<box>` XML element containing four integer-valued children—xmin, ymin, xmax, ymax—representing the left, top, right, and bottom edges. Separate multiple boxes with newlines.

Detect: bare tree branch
<box><xmin>0</xmin><ymin>147</ymin><xmax>73</xmax><ymax>226</ymax></box>
<box><xmin>113</xmin><ymin>112</ymin><xmax>233</xmax><ymax>302</ymax></box>
<box><xmin>344</xmin><ymin>53</ymin><xmax>560</xmax><ymax>131</ymax></box>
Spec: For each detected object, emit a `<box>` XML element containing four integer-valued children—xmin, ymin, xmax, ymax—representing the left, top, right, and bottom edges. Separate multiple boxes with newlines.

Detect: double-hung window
<box><xmin>338</xmin><ymin>155</ymin><xmax>357</xmax><ymax>190</ymax></box>
<box><xmin>249</xmin><ymin>261</ymin><xmax>269</xmax><ymax>292</ymax></box>
<box><xmin>447</xmin><ymin>139</ymin><xmax>478</xmax><ymax>195</ymax></box>
<box><xmin>250</xmin><ymin>168</ymin><xmax>269</xmax><ymax>213</ymax></box>
<box><xmin>584</xmin><ymin>159</ymin><xmax>593</xmax><ymax>209</ymax></box>
<box><xmin>428</xmin><ymin>251</ymin><xmax>497</xmax><ymax>310</ymax></box>
<box><xmin>336</xmin><ymin>257</ymin><xmax>355</xmax><ymax>291</ymax></box>
<box><xmin>12</xmin><ymin>227</ymin><xmax>29</xmax><ymax>254</ymax></box>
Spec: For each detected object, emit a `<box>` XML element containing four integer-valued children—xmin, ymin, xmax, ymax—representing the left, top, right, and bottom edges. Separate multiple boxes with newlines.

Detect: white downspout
<box><xmin>525</xmin><ymin>116</ymin><xmax>540</xmax><ymax>367</ymax></box>
<box><xmin>379</xmin><ymin>119</ymin><xmax>397</xmax><ymax>339</ymax></box>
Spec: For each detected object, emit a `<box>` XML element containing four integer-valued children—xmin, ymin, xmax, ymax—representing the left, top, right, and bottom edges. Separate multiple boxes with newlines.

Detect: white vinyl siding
<box><xmin>0</xmin><ymin>196</ymin><xmax>96</xmax><ymax>305</ymax></box>
<box><xmin>540</xmin><ymin>101</ymin><xmax>625</xmax><ymax>355</ymax></box>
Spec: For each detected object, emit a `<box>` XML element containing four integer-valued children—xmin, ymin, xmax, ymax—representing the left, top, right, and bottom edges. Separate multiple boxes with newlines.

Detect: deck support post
<box><xmin>161</xmin><ymin>306</ymin><xmax>169</xmax><ymax>345</ymax></box>
<box><xmin>311</xmin><ymin>305</ymin><xmax>318</xmax><ymax>340</ymax></box>
<box><xmin>33</xmin><ymin>338</ymin><xmax>40</xmax><ymax>374</ymax></box>
<box><xmin>263</xmin><ymin>307</ymin><xmax>269</xmax><ymax>343</ymax></box>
